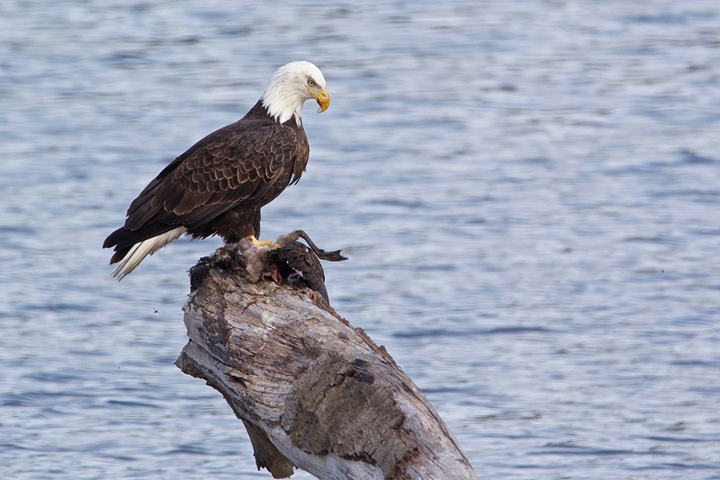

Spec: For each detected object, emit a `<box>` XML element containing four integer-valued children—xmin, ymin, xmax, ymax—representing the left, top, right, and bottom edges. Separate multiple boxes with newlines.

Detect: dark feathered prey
<box><xmin>187</xmin><ymin>230</ymin><xmax>345</xmax><ymax>298</ymax></box>
<box><xmin>269</xmin><ymin>242</ymin><xmax>329</xmax><ymax>303</ymax></box>
<box><xmin>103</xmin><ymin>61</ymin><xmax>330</xmax><ymax>279</ymax></box>
<box><xmin>269</xmin><ymin>230</ymin><xmax>348</xmax><ymax>304</ymax></box>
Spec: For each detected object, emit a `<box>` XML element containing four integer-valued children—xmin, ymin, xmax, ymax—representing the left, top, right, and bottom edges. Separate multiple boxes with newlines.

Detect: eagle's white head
<box><xmin>262</xmin><ymin>61</ymin><xmax>329</xmax><ymax>125</ymax></box>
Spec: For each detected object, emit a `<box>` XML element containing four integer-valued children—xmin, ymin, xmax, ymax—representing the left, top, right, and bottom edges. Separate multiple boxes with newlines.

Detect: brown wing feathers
<box><xmin>104</xmin><ymin>122</ymin><xmax>304</xmax><ymax>262</ymax></box>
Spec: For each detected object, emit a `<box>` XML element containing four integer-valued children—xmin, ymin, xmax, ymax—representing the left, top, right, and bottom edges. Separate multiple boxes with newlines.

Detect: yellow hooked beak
<box><xmin>311</xmin><ymin>88</ymin><xmax>330</xmax><ymax>113</ymax></box>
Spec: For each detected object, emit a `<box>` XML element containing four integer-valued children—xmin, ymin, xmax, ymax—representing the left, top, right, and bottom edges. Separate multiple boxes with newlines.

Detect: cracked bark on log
<box><xmin>175</xmin><ymin>244</ymin><xmax>478</xmax><ymax>480</ymax></box>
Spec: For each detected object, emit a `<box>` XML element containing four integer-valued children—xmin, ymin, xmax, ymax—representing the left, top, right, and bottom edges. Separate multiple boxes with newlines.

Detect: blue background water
<box><xmin>2</xmin><ymin>1</ymin><xmax>720</xmax><ymax>478</ymax></box>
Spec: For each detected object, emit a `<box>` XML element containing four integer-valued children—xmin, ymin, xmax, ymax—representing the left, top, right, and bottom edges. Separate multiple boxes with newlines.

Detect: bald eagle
<box><xmin>103</xmin><ymin>61</ymin><xmax>330</xmax><ymax>279</ymax></box>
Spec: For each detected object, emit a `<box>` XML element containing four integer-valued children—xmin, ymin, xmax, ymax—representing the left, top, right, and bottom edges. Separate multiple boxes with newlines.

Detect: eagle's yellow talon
<box><xmin>249</xmin><ymin>236</ymin><xmax>279</xmax><ymax>248</ymax></box>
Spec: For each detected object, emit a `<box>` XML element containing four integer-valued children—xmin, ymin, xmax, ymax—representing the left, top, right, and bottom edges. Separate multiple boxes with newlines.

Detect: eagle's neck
<box><xmin>261</xmin><ymin>73</ymin><xmax>307</xmax><ymax>125</ymax></box>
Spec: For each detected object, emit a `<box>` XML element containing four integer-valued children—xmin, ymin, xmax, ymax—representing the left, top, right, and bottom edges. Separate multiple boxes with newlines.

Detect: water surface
<box><xmin>2</xmin><ymin>1</ymin><xmax>720</xmax><ymax>478</ymax></box>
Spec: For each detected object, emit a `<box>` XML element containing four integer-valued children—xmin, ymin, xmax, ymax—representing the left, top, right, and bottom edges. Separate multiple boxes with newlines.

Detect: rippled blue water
<box><xmin>2</xmin><ymin>1</ymin><xmax>720</xmax><ymax>478</ymax></box>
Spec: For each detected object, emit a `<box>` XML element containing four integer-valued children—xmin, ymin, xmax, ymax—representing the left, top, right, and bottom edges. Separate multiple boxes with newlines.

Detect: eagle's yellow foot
<box><xmin>248</xmin><ymin>235</ymin><xmax>279</xmax><ymax>248</ymax></box>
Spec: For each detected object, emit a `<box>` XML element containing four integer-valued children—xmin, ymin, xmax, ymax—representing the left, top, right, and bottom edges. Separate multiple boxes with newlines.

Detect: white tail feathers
<box><xmin>112</xmin><ymin>227</ymin><xmax>187</xmax><ymax>280</ymax></box>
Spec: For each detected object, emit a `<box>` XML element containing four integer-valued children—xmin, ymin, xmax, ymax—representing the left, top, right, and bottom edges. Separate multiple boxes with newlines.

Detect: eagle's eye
<box><xmin>308</xmin><ymin>79</ymin><xmax>316</xmax><ymax>86</ymax></box>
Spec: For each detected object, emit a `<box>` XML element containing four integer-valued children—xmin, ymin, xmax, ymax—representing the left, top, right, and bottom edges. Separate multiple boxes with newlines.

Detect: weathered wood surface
<box><xmin>176</xmin><ymin>244</ymin><xmax>478</xmax><ymax>479</ymax></box>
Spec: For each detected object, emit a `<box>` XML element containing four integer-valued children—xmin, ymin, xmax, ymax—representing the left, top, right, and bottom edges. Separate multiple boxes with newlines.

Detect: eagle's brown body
<box><xmin>104</xmin><ymin>100</ymin><xmax>310</xmax><ymax>265</ymax></box>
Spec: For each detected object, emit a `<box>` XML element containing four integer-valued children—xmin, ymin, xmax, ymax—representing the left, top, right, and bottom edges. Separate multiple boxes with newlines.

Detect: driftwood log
<box><xmin>175</xmin><ymin>242</ymin><xmax>478</xmax><ymax>479</ymax></box>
